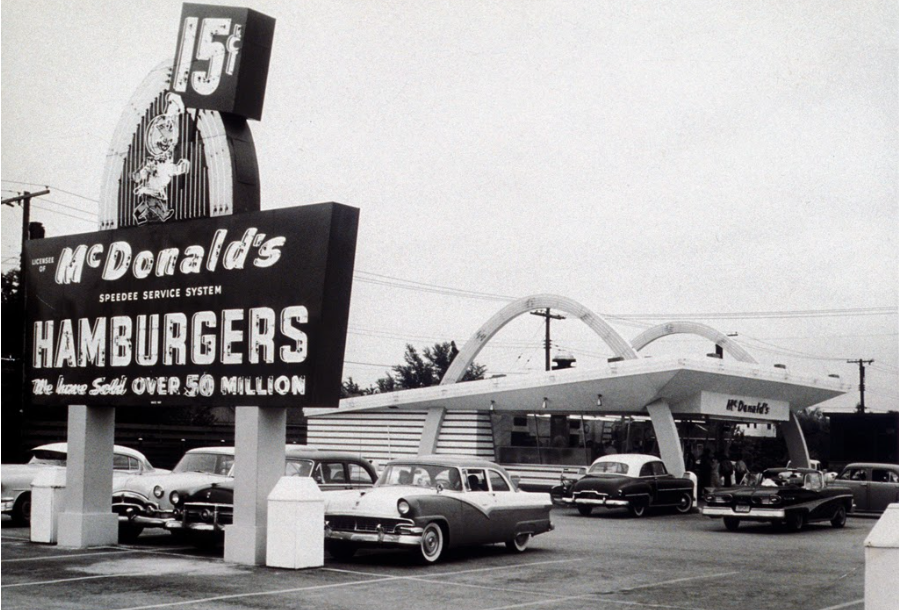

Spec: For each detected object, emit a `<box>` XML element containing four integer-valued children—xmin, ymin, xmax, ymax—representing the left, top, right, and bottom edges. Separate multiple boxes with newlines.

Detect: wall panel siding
<box><xmin>435</xmin><ymin>411</ymin><xmax>495</xmax><ymax>460</ymax></box>
<box><xmin>307</xmin><ymin>410</ymin><xmax>429</xmax><ymax>469</ymax></box>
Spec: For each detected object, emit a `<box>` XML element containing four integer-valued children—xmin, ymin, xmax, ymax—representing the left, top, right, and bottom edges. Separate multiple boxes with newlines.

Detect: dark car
<box><xmin>701</xmin><ymin>468</ymin><xmax>854</xmax><ymax>532</ymax></box>
<box><xmin>167</xmin><ymin>448</ymin><xmax>378</xmax><ymax>543</ymax></box>
<box><xmin>324</xmin><ymin>455</ymin><xmax>554</xmax><ymax>563</ymax></box>
<box><xmin>562</xmin><ymin>454</ymin><xmax>695</xmax><ymax>517</ymax></box>
<box><xmin>835</xmin><ymin>463</ymin><xmax>899</xmax><ymax>514</ymax></box>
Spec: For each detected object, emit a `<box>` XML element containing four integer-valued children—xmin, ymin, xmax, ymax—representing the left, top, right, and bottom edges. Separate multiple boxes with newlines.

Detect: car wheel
<box><xmin>12</xmin><ymin>493</ymin><xmax>31</xmax><ymax>527</ymax></box>
<box><xmin>628</xmin><ymin>502</ymin><xmax>647</xmax><ymax>518</ymax></box>
<box><xmin>327</xmin><ymin>541</ymin><xmax>358</xmax><ymax>561</ymax></box>
<box><xmin>723</xmin><ymin>517</ymin><xmax>740</xmax><ymax>531</ymax></box>
<box><xmin>675</xmin><ymin>492</ymin><xmax>694</xmax><ymax>514</ymax></box>
<box><xmin>784</xmin><ymin>511</ymin><xmax>805</xmax><ymax>532</ymax></box>
<box><xmin>418</xmin><ymin>522</ymin><xmax>445</xmax><ymax>564</ymax></box>
<box><xmin>576</xmin><ymin>504</ymin><xmax>593</xmax><ymax>516</ymax></box>
<box><xmin>830</xmin><ymin>505</ymin><xmax>847</xmax><ymax>529</ymax></box>
<box><xmin>118</xmin><ymin>524</ymin><xmax>144</xmax><ymax>543</ymax></box>
<box><xmin>506</xmin><ymin>533</ymin><xmax>531</xmax><ymax>553</ymax></box>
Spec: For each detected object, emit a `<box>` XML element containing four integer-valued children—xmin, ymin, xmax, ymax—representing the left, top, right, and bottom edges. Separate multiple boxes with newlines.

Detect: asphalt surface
<box><xmin>1</xmin><ymin>507</ymin><xmax>873</xmax><ymax>610</ymax></box>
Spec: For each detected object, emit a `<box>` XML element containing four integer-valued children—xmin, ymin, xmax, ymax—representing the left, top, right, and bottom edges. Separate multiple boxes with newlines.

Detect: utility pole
<box><xmin>846</xmin><ymin>359</ymin><xmax>874</xmax><ymax>414</ymax></box>
<box><xmin>2</xmin><ymin>189</ymin><xmax>51</xmax><ymax>276</ymax></box>
<box><xmin>530</xmin><ymin>308</ymin><xmax>565</xmax><ymax>371</ymax></box>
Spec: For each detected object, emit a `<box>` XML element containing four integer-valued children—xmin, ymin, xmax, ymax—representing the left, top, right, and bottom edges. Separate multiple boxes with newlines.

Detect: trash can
<box><xmin>31</xmin><ymin>468</ymin><xmax>67</xmax><ymax>544</ymax></box>
<box><xmin>265</xmin><ymin>477</ymin><xmax>324</xmax><ymax>569</ymax></box>
<box><xmin>865</xmin><ymin>502</ymin><xmax>899</xmax><ymax>610</ymax></box>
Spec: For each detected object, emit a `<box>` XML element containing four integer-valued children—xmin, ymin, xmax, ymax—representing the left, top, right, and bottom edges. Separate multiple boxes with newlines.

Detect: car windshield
<box><xmin>172</xmin><ymin>452</ymin><xmax>234</xmax><ymax>475</ymax></box>
<box><xmin>378</xmin><ymin>463</ymin><xmax>463</xmax><ymax>491</ymax></box>
<box><xmin>28</xmin><ymin>450</ymin><xmax>67</xmax><ymax>466</ymax></box>
<box><xmin>757</xmin><ymin>470</ymin><xmax>805</xmax><ymax>488</ymax></box>
<box><xmin>587</xmin><ymin>461</ymin><xmax>629</xmax><ymax>475</ymax></box>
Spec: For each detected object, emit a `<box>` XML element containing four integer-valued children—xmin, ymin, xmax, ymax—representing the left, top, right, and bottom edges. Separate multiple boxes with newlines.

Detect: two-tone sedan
<box><xmin>112</xmin><ymin>446</ymin><xmax>236</xmax><ymax>541</ymax></box>
<box><xmin>564</xmin><ymin>454</ymin><xmax>695</xmax><ymax>517</ymax></box>
<box><xmin>324</xmin><ymin>456</ymin><xmax>554</xmax><ymax>563</ymax></box>
<box><xmin>167</xmin><ymin>448</ymin><xmax>378</xmax><ymax>545</ymax></box>
<box><xmin>702</xmin><ymin>468</ymin><xmax>854</xmax><ymax>532</ymax></box>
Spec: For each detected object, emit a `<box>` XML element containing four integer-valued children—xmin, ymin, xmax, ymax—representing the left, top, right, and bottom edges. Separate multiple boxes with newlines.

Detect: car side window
<box><xmin>320</xmin><ymin>462</ymin><xmax>347</xmax><ymax>483</ymax></box>
<box><xmin>113</xmin><ymin>455</ymin><xmax>138</xmax><ymax>471</ymax></box>
<box><xmin>639</xmin><ymin>463</ymin><xmax>655</xmax><ymax>477</ymax></box>
<box><xmin>348</xmin><ymin>463</ymin><xmax>374</xmax><ymax>485</ymax></box>
<box><xmin>651</xmin><ymin>461</ymin><xmax>668</xmax><ymax>476</ymax></box>
<box><xmin>873</xmin><ymin>469</ymin><xmax>899</xmax><ymax>484</ymax></box>
<box><xmin>488</xmin><ymin>470</ymin><xmax>511</xmax><ymax>492</ymax></box>
<box><xmin>465</xmin><ymin>469</ymin><xmax>489</xmax><ymax>492</ymax></box>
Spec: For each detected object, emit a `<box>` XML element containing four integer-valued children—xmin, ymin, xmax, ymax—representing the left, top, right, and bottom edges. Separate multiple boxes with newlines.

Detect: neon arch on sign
<box><xmin>440</xmin><ymin>294</ymin><xmax>639</xmax><ymax>385</ymax></box>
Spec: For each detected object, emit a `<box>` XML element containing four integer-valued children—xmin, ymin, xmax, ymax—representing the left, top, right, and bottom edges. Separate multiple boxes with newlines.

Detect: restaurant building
<box><xmin>307</xmin><ymin>295</ymin><xmax>850</xmax><ymax>488</ymax></box>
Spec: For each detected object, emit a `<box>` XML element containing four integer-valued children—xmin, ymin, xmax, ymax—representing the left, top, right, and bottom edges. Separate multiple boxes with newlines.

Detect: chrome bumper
<box><xmin>572</xmin><ymin>497</ymin><xmax>629</xmax><ymax>507</ymax></box>
<box><xmin>701</xmin><ymin>506</ymin><xmax>786</xmax><ymax>519</ymax></box>
<box><xmin>324</xmin><ymin>524</ymin><xmax>424</xmax><ymax>547</ymax></box>
<box><xmin>117</xmin><ymin>513</ymin><xmax>175</xmax><ymax>527</ymax></box>
<box><xmin>166</xmin><ymin>521</ymin><xmax>220</xmax><ymax>533</ymax></box>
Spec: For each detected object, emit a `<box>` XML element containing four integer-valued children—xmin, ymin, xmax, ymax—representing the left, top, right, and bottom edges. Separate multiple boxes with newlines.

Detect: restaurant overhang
<box><xmin>320</xmin><ymin>355</ymin><xmax>849</xmax><ymax>419</ymax></box>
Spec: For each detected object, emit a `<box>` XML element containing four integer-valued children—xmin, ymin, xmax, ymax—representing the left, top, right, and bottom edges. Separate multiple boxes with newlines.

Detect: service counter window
<box><xmin>491</xmin><ymin>413</ymin><xmax>601</xmax><ymax>466</ymax></box>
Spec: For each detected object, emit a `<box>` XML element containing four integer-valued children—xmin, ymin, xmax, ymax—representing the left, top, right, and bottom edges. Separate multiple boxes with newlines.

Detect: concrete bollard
<box><xmin>865</xmin><ymin>502</ymin><xmax>899</xmax><ymax>610</ymax></box>
<box><xmin>265</xmin><ymin>477</ymin><xmax>325</xmax><ymax>569</ymax></box>
<box><xmin>30</xmin><ymin>468</ymin><xmax>67</xmax><ymax>544</ymax></box>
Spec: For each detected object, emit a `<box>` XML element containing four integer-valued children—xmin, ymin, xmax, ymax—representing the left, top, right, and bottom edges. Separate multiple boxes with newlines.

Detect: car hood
<box><xmin>325</xmin><ymin>485</ymin><xmax>434</xmax><ymax>516</ymax></box>
<box><xmin>113</xmin><ymin>472</ymin><xmax>231</xmax><ymax>507</ymax></box>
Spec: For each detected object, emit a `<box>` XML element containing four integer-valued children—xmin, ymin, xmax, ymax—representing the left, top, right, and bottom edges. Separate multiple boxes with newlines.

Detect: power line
<box><xmin>1</xmin><ymin>179</ymin><xmax>98</xmax><ymax>204</ymax></box>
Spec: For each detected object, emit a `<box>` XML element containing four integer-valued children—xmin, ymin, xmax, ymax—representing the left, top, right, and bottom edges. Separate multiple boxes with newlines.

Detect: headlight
<box><xmin>397</xmin><ymin>500</ymin><xmax>411</xmax><ymax>516</ymax></box>
<box><xmin>757</xmin><ymin>495</ymin><xmax>782</xmax><ymax>505</ymax></box>
<box><xmin>153</xmin><ymin>486</ymin><xmax>164</xmax><ymax>499</ymax></box>
<box><xmin>706</xmin><ymin>494</ymin><xmax>732</xmax><ymax>504</ymax></box>
<box><xmin>170</xmin><ymin>491</ymin><xmax>181</xmax><ymax>506</ymax></box>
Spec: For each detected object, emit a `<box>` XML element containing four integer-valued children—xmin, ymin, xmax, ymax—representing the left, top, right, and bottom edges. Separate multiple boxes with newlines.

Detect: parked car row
<box><xmin>4</xmin><ymin>443</ymin><xmax>899</xmax><ymax>562</ymax></box>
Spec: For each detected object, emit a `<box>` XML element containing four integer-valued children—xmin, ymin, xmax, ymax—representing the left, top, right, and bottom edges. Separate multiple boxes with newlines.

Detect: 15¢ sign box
<box><xmin>23</xmin><ymin>203</ymin><xmax>358</xmax><ymax>408</ymax></box>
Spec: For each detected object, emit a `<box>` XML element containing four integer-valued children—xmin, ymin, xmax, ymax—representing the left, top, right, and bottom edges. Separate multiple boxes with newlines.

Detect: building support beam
<box><xmin>224</xmin><ymin>407</ymin><xmax>286</xmax><ymax>565</ymax></box>
<box><xmin>418</xmin><ymin>407</ymin><xmax>446</xmax><ymax>455</ymax></box>
<box><xmin>781</xmin><ymin>411</ymin><xmax>811</xmax><ymax>468</ymax></box>
<box><xmin>57</xmin><ymin>405</ymin><xmax>118</xmax><ymax>548</ymax></box>
<box><xmin>646</xmin><ymin>399</ymin><xmax>685</xmax><ymax>477</ymax></box>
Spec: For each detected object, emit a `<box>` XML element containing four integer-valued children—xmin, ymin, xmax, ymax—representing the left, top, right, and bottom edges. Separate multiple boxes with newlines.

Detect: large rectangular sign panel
<box><xmin>23</xmin><ymin>203</ymin><xmax>357</xmax><ymax>408</ymax></box>
<box><xmin>699</xmin><ymin>391</ymin><xmax>790</xmax><ymax>422</ymax></box>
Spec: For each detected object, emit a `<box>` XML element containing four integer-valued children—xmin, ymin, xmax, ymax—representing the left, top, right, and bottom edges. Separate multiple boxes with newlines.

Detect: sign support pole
<box><xmin>57</xmin><ymin>405</ymin><xmax>118</xmax><ymax>547</ymax></box>
<box><xmin>224</xmin><ymin>406</ymin><xmax>286</xmax><ymax>565</ymax></box>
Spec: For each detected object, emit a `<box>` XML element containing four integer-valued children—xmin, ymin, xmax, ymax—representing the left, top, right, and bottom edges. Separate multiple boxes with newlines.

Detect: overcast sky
<box><xmin>2</xmin><ymin>0</ymin><xmax>896</xmax><ymax>412</ymax></box>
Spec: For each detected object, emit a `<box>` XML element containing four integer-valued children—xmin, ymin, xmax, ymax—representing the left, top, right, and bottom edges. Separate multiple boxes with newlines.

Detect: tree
<box><xmin>341</xmin><ymin>341</ymin><xmax>487</xmax><ymax>397</ymax></box>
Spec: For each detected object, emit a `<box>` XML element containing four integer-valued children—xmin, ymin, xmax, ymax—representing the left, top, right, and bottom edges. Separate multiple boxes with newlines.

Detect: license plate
<box><xmin>735</xmin><ymin>505</ymin><xmax>750</xmax><ymax>513</ymax></box>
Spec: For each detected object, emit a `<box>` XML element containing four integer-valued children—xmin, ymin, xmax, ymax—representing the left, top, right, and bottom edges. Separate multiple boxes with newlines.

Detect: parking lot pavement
<box><xmin>1</xmin><ymin>510</ymin><xmax>872</xmax><ymax>610</ymax></box>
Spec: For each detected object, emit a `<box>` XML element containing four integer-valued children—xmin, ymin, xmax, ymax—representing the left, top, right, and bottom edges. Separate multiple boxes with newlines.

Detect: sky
<box><xmin>2</xmin><ymin>0</ymin><xmax>897</xmax><ymax>413</ymax></box>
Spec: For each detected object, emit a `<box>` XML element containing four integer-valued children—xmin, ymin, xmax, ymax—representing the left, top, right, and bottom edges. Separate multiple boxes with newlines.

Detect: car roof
<box><xmin>34</xmin><ymin>442</ymin><xmax>148</xmax><ymax>461</ymax></box>
<box><xmin>386</xmin><ymin>454</ymin><xmax>504</xmax><ymax>470</ymax></box>
<box><xmin>590</xmin><ymin>453</ymin><xmax>662</xmax><ymax>469</ymax></box>
<box><xmin>183</xmin><ymin>445</ymin><xmax>373</xmax><ymax>465</ymax></box>
<box><xmin>764</xmin><ymin>467</ymin><xmax>820</xmax><ymax>475</ymax></box>
<box><xmin>841</xmin><ymin>463</ymin><xmax>899</xmax><ymax>470</ymax></box>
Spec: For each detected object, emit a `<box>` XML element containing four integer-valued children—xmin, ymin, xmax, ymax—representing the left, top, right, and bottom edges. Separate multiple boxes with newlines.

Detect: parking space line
<box><xmin>814</xmin><ymin>601</ymin><xmax>863</xmax><ymax>610</ymax></box>
<box><xmin>108</xmin><ymin>575</ymin><xmax>407</xmax><ymax>610</ymax></box>
<box><xmin>618</xmin><ymin>570</ymin><xmax>740</xmax><ymax>592</ymax></box>
<box><xmin>477</xmin><ymin>594</ymin><xmax>707</xmax><ymax>610</ymax></box>
<box><xmin>1</xmin><ymin>549</ymin><xmax>137</xmax><ymax>563</ymax></box>
<box><xmin>2</xmin><ymin>571</ymin><xmax>160</xmax><ymax>588</ymax></box>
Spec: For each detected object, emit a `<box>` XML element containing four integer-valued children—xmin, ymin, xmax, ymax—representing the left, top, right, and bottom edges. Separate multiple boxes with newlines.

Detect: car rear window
<box><xmin>588</xmin><ymin>461</ymin><xmax>628</xmax><ymax>475</ymax></box>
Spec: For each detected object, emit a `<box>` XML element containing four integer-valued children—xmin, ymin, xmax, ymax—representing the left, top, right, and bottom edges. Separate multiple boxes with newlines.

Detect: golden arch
<box><xmin>630</xmin><ymin>321</ymin><xmax>757</xmax><ymax>363</ymax></box>
<box><xmin>441</xmin><ymin>294</ymin><xmax>638</xmax><ymax>385</ymax></box>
